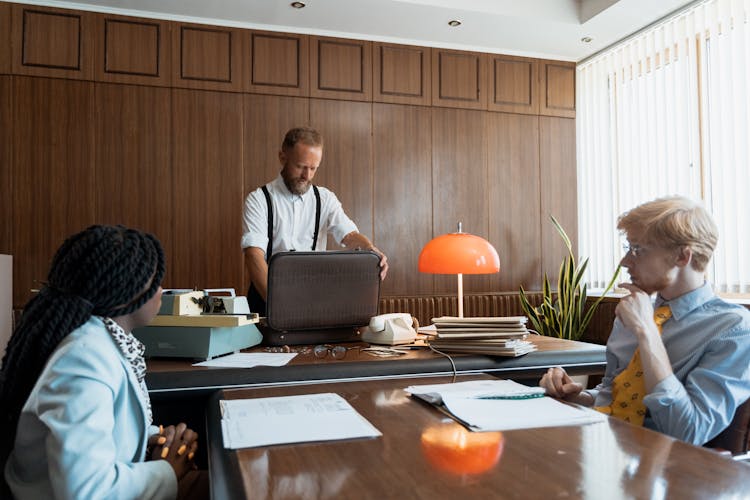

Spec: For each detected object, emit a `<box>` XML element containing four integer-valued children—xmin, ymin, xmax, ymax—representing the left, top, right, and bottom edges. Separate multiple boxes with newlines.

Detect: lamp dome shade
<box><xmin>418</xmin><ymin>232</ymin><xmax>500</xmax><ymax>274</ymax></box>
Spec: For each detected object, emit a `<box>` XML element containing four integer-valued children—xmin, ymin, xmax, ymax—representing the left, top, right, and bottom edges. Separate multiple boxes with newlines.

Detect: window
<box><xmin>577</xmin><ymin>0</ymin><xmax>750</xmax><ymax>293</ymax></box>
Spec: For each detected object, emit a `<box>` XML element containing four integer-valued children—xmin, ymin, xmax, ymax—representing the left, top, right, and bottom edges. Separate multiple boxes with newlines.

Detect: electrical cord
<box><xmin>428</xmin><ymin>344</ymin><xmax>457</xmax><ymax>383</ymax></box>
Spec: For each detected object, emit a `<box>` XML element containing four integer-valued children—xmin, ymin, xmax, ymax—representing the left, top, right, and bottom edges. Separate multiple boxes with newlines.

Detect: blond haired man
<box><xmin>541</xmin><ymin>196</ymin><xmax>750</xmax><ymax>445</ymax></box>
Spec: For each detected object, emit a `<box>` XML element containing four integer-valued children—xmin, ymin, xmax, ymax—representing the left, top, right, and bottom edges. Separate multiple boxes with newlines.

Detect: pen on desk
<box><xmin>476</xmin><ymin>393</ymin><xmax>546</xmax><ymax>400</ymax></box>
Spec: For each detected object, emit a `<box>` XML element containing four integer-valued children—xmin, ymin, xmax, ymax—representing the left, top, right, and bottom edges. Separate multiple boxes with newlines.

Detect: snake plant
<box><xmin>520</xmin><ymin>216</ymin><xmax>620</xmax><ymax>341</ymax></box>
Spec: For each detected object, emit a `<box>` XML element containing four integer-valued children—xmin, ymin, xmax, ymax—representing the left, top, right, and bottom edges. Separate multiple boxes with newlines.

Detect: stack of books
<box><xmin>428</xmin><ymin>316</ymin><xmax>535</xmax><ymax>357</ymax></box>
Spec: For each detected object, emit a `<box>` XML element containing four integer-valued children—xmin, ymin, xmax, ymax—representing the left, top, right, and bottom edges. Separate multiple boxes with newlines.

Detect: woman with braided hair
<box><xmin>1</xmin><ymin>225</ymin><xmax>205</xmax><ymax>499</ymax></box>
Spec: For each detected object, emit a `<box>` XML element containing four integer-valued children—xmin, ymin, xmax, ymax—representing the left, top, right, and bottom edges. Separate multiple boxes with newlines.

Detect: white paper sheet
<box><xmin>193</xmin><ymin>352</ymin><xmax>296</xmax><ymax>368</ymax></box>
<box><xmin>441</xmin><ymin>395</ymin><xmax>606</xmax><ymax>431</ymax></box>
<box><xmin>220</xmin><ymin>393</ymin><xmax>382</xmax><ymax>449</ymax></box>
<box><xmin>406</xmin><ymin>379</ymin><xmax>546</xmax><ymax>403</ymax></box>
<box><xmin>406</xmin><ymin>380</ymin><xmax>605</xmax><ymax>431</ymax></box>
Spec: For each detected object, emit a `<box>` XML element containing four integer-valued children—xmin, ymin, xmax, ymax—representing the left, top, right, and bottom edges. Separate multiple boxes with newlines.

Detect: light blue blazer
<box><xmin>4</xmin><ymin>317</ymin><xmax>177</xmax><ymax>500</ymax></box>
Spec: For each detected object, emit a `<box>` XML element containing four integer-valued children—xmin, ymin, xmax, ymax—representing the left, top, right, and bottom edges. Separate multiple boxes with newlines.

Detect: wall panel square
<box><xmin>172</xmin><ymin>23</ymin><xmax>243</xmax><ymax>92</ymax></box>
<box><xmin>487</xmin><ymin>112</ymin><xmax>541</xmax><ymax>290</ymax></box>
<box><xmin>432</xmin><ymin>49</ymin><xmax>487</xmax><ymax>109</ymax></box>
<box><xmin>171</xmin><ymin>89</ymin><xmax>244</xmax><ymax>291</ymax></box>
<box><xmin>11</xmin><ymin>77</ymin><xmax>96</xmax><ymax>307</ymax></box>
<box><xmin>540</xmin><ymin>116</ymin><xmax>577</xmax><ymax>285</ymax></box>
<box><xmin>431</xmin><ymin>107</ymin><xmax>490</xmax><ymax>294</ymax></box>
<box><xmin>373</xmin><ymin>103</ymin><xmax>433</xmax><ymax>295</ymax></box>
<box><xmin>94</xmin><ymin>83</ymin><xmax>173</xmax><ymax>283</ymax></box>
<box><xmin>246</xmin><ymin>31</ymin><xmax>309</xmax><ymax>97</ymax></box>
<box><xmin>94</xmin><ymin>14</ymin><xmax>171</xmax><ymax>86</ymax></box>
<box><xmin>311</xmin><ymin>37</ymin><xmax>371</xmax><ymax>101</ymax></box>
<box><xmin>11</xmin><ymin>4</ymin><xmax>94</xmax><ymax>80</ymax></box>
<box><xmin>488</xmin><ymin>55</ymin><xmax>539</xmax><ymax>115</ymax></box>
<box><xmin>540</xmin><ymin>60</ymin><xmax>576</xmax><ymax>118</ymax></box>
<box><xmin>374</xmin><ymin>43</ymin><xmax>431</xmax><ymax>106</ymax></box>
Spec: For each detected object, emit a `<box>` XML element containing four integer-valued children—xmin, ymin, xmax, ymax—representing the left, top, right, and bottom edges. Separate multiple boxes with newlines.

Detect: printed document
<box><xmin>220</xmin><ymin>393</ymin><xmax>382</xmax><ymax>449</ymax></box>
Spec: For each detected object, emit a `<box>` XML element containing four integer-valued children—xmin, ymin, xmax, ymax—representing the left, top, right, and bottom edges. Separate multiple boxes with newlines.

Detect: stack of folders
<box><xmin>428</xmin><ymin>316</ymin><xmax>535</xmax><ymax>357</ymax></box>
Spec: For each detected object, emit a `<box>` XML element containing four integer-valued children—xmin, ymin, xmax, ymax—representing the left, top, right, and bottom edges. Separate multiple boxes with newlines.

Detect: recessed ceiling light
<box><xmin>581</xmin><ymin>36</ymin><xmax>593</xmax><ymax>43</ymax></box>
<box><xmin>291</xmin><ymin>1</ymin><xmax>306</xmax><ymax>8</ymax></box>
<box><xmin>448</xmin><ymin>20</ymin><xmax>462</xmax><ymax>27</ymax></box>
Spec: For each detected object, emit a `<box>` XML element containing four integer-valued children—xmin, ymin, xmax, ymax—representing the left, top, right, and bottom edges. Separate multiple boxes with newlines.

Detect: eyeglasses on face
<box><xmin>622</xmin><ymin>243</ymin><xmax>648</xmax><ymax>259</ymax></box>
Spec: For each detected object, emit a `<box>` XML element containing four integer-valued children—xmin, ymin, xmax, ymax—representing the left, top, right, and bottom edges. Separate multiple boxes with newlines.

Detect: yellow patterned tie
<box><xmin>595</xmin><ymin>305</ymin><xmax>672</xmax><ymax>425</ymax></box>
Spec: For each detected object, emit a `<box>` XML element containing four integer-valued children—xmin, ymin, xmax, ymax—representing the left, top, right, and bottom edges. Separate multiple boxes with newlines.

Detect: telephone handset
<box><xmin>360</xmin><ymin>313</ymin><xmax>419</xmax><ymax>345</ymax></box>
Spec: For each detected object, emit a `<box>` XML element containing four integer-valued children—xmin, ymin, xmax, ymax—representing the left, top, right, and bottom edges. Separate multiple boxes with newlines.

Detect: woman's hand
<box><xmin>150</xmin><ymin>423</ymin><xmax>199</xmax><ymax>480</ymax></box>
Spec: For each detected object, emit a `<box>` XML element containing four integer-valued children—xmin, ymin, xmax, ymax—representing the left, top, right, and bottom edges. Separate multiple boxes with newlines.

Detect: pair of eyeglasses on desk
<box><xmin>313</xmin><ymin>344</ymin><xmax>350</xmax><ymax>359</ymax></box>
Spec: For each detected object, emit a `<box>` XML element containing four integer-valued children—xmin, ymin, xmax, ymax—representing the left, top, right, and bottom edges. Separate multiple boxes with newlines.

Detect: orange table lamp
<box><xmin>418</xmin><ymin>223</ymin><xmax>500</xmax><ymax>317</ymax></box>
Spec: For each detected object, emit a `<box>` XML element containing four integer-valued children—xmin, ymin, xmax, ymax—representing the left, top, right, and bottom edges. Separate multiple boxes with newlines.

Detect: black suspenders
<box><xmin>312</xmin><ymin>185</ymin><xmax>321</xmax><ymax>249</ymax></box>
<box><xmin>261</xmin><ymin>184</ymin><xmax>321</xmax><ymax>263</ymax></box>
<box><xmin>261</xmin><ymin>186</ymin><xmax>273</xmax><ymax>262</ymax></box>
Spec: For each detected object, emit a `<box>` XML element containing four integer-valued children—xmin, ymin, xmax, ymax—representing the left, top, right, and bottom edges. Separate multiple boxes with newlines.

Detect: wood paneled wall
<box><xmin>0</xmin><ymin>2</ymin><xmax>577</xmax><ymax>308</ymax></box>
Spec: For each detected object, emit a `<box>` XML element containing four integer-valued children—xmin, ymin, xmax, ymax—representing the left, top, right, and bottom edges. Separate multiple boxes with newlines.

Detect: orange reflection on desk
<box><xmin>420</xmin><ymin>422</ymin><xmax>504</xmax><ymax>475</ymax></box>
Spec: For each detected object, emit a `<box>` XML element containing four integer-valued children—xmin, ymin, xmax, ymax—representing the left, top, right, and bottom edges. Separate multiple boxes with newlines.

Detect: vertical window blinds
<box><xmin>577</xmin><ymin>0</ymin><xmax>750</xmax><ymax>294</ymax></box>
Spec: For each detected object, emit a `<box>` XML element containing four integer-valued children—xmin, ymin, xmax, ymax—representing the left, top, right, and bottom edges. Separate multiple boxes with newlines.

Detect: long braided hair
<box><xmin>0</xmin><ymin>225</ymin><xmax>165</xmax><ymax>477</ymax></box>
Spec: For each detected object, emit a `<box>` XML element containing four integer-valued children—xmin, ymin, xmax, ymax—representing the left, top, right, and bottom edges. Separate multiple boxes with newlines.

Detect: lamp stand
<box><xmin>456</xmin><ymin>273</ymin><xmax>464</xmax><ymax>318</ymax></box>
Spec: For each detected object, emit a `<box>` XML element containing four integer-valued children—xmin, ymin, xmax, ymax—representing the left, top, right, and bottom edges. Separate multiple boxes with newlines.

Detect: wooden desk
<box><xmin>146</xmin><ymin>335</ymin><xmax>605</xmax><ymax>395</ymax></box>
<box><xmin>207</xmin><ymin>376</ymin><xmax>750</xmax><ymax>500</ymax></box>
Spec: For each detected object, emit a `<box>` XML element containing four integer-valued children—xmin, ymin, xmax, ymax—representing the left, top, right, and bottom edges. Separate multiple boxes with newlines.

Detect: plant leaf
<box><xmin>550</xmin><ymin>215</ymin><xmax>573</xmax><ymax>255</ymax></box>
<box><xmin>534</xmin><ymin>217</ymin><xmax>620</xmax><ymax>340</ymax></box>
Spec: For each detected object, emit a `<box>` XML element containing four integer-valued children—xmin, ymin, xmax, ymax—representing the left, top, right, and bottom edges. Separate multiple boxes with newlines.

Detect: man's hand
<box><xmin>615</xmin><ymin>283</ymin><xmax>673</xmax><ymax>389</ymax></box>
<box><xmin>342</xmin><ymin>231</ymin><xmax>388</xmax><ymax>280</ymax></box>
<box><xmin>615</xmin><ymin>283</ymin><xmax>658</xmax><ymax>340</ymax></box>
<box><xmin>371</xmin><ymin>246</ymin><xmax>388</xmax><ymax>280</ymax></box>
<box><xmin>540</xmin><ymin>366</ymin><xmax>584</xmax><ymax>399</ymax></box>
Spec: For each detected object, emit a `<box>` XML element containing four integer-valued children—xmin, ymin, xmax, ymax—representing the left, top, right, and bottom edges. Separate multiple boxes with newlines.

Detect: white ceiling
<box><xmin>17</xmin><ymin>0</ymin><xmax>696</xmax><ymax>61</ymax></box>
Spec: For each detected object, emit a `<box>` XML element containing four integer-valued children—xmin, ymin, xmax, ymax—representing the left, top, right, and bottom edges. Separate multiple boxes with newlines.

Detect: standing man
<box><xmin>241</xmin><ymin>127</ymin><xmax>388</xmax><ymax>315</ymax></box>
<box><xmin>540</xmin><ymin>196</ymin><xmax>750</xmax><ymax>445</ymax></box>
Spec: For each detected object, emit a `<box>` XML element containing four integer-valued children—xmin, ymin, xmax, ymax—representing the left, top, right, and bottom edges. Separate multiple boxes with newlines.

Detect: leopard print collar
<box><xmin>99</xmin><ymin>316</ymin><xmax>153</xmax><ymax>425</ymax></box>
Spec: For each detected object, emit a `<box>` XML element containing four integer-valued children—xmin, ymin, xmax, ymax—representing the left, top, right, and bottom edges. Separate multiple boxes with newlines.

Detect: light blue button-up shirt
<box><xmin>591</xmin><ymin>283</ymin><xmax>750</xmax><ymax>445</ymax></box>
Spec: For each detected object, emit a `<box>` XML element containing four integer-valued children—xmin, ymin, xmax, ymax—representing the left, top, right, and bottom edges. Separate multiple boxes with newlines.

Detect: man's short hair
<box><xmin>617</xmin><ymin>196</ymin><xmax>718</xmax><ymax>272</ymax></box>
<box><xmin>282</xmin><ymin>127</ymin><xmax>323</xmax><ymax>152</ymax></box>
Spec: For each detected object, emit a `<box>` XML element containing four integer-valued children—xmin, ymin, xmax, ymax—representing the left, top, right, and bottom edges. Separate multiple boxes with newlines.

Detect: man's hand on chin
<box><xmin>616</xmin><ymin>283</ymin><xmax>657</xmax><ymax>338</ymax></box>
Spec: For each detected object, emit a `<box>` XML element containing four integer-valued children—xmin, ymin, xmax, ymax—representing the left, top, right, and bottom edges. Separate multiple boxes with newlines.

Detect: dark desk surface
<box><xmin>207</xmin><ymin>375</ymin><xmax>750</xmax><ymax>500</ymax></box>
<box><xmin>146</xmin><ymin>335</ymin><xmax>605</xmax><ymax>394</ymax></box>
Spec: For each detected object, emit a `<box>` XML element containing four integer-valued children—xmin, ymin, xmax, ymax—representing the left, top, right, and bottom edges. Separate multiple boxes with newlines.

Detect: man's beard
<box><xmin>281</xmin><ymin>169</ymin><xmax>311</xmax><ymax>195</ymax></box>
<box><xmin>284</xmin><ymin>177</ymin><xmax>310</xmax><ymax>195</ymax></box>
